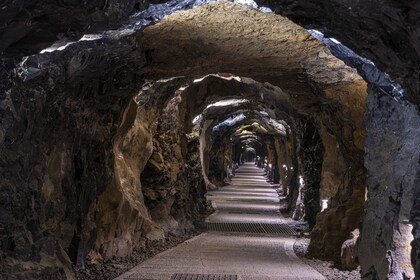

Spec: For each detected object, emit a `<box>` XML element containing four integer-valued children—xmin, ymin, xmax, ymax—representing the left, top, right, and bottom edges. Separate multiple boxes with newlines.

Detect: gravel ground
<box><xmin>74</xmin><ymin>230</ymin><xmax>200</xmax><ymax>280</ymax></box>
<box><xmin>294</xmin><ymin>237</ymin><xmax>361</xmax><ymax>280</ymax></box>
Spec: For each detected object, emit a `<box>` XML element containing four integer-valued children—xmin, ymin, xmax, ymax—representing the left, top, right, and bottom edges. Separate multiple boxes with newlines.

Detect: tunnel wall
<box><xmin>298</xmin><ymin>119</ymin><xmax>324</xmax><ymax>229</ymax></box>
<box><xmin>96</xmin><ymin>79</ymin><xmax>206</xmax><ymax>262</ymax></box>
<box><xmin>357</xmin><ymin>87</ymin><xmax>420</xmax><ymax>280</ymax></box>
<box><xmin>0</xmin><ymin>36</ymin><xmax>146</xmax><ymax>278</ymax></box>
<box><xmin>307</xmin><ymin>82</ymin><xmax>367</xmax><ymax>266</ymax></box>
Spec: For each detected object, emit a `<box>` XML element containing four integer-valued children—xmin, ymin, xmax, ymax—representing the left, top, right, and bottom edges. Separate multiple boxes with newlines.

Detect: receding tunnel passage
<box><xmin>1</xmin><ymin>1</ymin><xmax>420</xmax><ymax>280</ymax></box>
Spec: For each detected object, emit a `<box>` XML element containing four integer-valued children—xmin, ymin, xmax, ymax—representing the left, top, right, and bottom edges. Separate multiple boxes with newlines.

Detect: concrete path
<box><xmin>116</xmin><ymin>163</ymin><xmax>325</xmax><ymax>280</ymax></box>
<box><xmin>206</xmin><ymin>164</ymin><xmax>283</xmax><ymax>225</ymax></box>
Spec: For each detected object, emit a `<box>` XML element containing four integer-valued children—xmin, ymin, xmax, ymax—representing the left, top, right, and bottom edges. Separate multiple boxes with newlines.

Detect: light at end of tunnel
<box><xmin>321</xmin><ymin>199</ymin><xmax>329</xmax><ymax>212</ymax></box>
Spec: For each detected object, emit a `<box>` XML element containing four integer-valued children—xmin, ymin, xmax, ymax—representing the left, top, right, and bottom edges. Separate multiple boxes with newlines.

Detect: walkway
<box><xmin>116</xmin><ymin>163</ymin><xmax>325</xmax><ymax>280</ymax></box>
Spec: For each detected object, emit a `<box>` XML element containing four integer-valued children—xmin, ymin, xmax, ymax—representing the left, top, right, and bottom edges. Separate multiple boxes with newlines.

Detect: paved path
<box><xmin>206</xmin><ymin>164</ymin><xmax>283</xmax><ymax>224</ymax></box>
<box><xmin>116</xmin><ymin>163</ymin><xmax>325</xmax><ymax>280</ymax></box>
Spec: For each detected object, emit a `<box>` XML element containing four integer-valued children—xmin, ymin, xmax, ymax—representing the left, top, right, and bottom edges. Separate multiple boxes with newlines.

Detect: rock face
<box><xmin>95</xmin><ymin>79</ymin><xmax>203</xmax><ymax>260</ymax></box>
<box><xmin>317</xmin><ymin>122</ymin><xmax>346</xmax><ymax>200</ymax></box>
<box><xmin>0</xmin><ymin>0</ymin><xmax>145</xmax><ymax>56</ymax></box>
<box><xmin>357</xmin><ymin>87</ymin><xmax>420</xmax><ymax>280</ymax></box>
<box><xmin>341</xmin><ymin>229</ymin><xmax>360</xmax><ymax>271</ymax></box>
<box><xmin>297</xmin><ymin>119</ymin><xmax>324</xmax><ymax>229</ymax></box>
<box><xmin>0</xmin><ymin>32</ymin><xmax>146</xmax><ymax>278</ymax></box>
<box><xmin>138</xmin><ymin>2</ymin><xmax>324</xmax><ymax>90</ymax></box>
<box><xmin>255</xmin><ymin>0</ymin><xmax>420</xmax><ymax>105</ymax></box>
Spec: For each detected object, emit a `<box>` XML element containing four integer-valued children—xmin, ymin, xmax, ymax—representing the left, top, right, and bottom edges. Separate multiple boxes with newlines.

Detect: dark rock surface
<box><xmin>255</xmin><ymin>0</ymin><xmax>420</xmax><ymax>105</ymax></box>
<box><xmin>297</xmin><ymin>119</ymin><xmax>324</xmax><ymax>229</ymax></box>
<box><xmin>0</xmin><ymin>0</ymin><xmax>144</xmax><ymax>56</ymax></box>
<box><xmin>357</xmin><ymin>87</ymin><xmax>420</xmax><ymax>280</ymax></box>
<box><xmin>0</xmin><ymin>30</ymin><xmax>146</xmax><ymax>278</ymax></box>
<box><xmin>307</xmin><ymin>83</ymin><xmax>366</xmax><ymax>266</ymax></box>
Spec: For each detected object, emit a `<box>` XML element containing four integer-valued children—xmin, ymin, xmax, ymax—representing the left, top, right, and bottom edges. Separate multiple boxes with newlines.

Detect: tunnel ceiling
<box><xmin>254</xmin><ymin>0</ymin><xmax>420</xmax><ymax>104</ymax></box>
<box><xmin>138</xmin><ymin>2</ymin><xmax>363</xmax><ymax>93</ymax></box>
<box><xmin>1</xmin><ymin>0</ymin><xmax>417</xmax><ymax>104</ymax></box>
<box><xmin>211</xmin><ymin>111</ymin><xmax>289</xmax><ymax>139</ymax></box>
<box><xmin>5</xmin><ymin>2</ymin><xmax>367</xmax><ymax>152</ymax></box>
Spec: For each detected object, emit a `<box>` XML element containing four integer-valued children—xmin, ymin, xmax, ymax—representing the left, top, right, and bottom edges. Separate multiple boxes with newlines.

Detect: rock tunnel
<box><xmin>0</xmin><ymin>1</ymin><xmax>419</xmax><ymax>279</ymax></box>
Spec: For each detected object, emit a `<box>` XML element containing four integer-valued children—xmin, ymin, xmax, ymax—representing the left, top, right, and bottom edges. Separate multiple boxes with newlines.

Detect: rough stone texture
<box><xmin>307</xmin><ymin>79</ymin><xmax>367</xmax><ymax>267</ymax></box>
<box><xmin>95</xmin><ymin>78</ymin><xmax>205</xmax><ymax>263</ymax></box>
<box><xmin>0</xmin><ymin>0</ymin><xmax>146</xmax><ymax>56</ymax></box>
<box><xmin>139</xmin><ymin>2</ymin><xmax>325</xmax><ymax>93</ymax></box>
<box><xmin>0</xmin><ymin>33</ymin><xmax>146</xmax><ymax>278</ymax></box>
<box><xmin>411</xmin><ymin>166</ymin><xmax>420</xmax><ymax>279</ymax></box>
<box><xmin>173</xmin><ymin>74</ymin><xmax>299</xmax><ymax>191</ymax></box>
<box><xmin>357</xmin><ymin>87</ymin><xmax>420</xmax><ymax>280</ymax></box>
<box><xmin>341</xmin><ymin>229</ymin><xmax>360</xmax><ymax>271</ymax></box>
<box><xmin>255</xmin><ymin>0</ymin><xmax>420</xmax><ymax>105</ymax></box>
<box><xmin>137</xmin><ymin>9</ymin><xmax>370</xmax><ymax>258</ymax></box>
<box><xmin>297</xmin><ymin>119</ymin><xmax>324</xmax><ymax>229</ymax></box>
<box><xmin>141</xmin><ymin>90</ymin><xmax>202</xmax><ymax>235</ymax></box>
<box><xmin>317</xmin><ymin>122</ymin><xmax>346</xmax><ymax>200</ymax></box>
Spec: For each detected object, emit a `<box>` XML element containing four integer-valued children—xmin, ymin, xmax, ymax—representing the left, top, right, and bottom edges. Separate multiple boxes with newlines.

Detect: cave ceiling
<box><xmin>138</xmin><ymin>2</ymin><xmax>363</xmax><ymax>94</ymax></box>
<box><xmin>2</xmin><ymin>0</ymin><xmax>414</xmax><ymax>104</ymax></box>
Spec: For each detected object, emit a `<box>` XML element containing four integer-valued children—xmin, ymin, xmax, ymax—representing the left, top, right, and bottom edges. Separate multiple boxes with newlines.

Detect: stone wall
<box><xmin>357</xmin><ymin>87</ymin><xmax>420</xmax><ymax>279</ymax></box>
<box><xmin>0</xmin><ymin>35</ymin><xmax>146</xmax><ymax>278</ymax></box>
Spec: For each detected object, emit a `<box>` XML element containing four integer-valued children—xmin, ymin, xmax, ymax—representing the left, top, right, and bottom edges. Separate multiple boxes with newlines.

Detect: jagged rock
<box><xmin>357</xmin><ymin>87</ymin><xmax>420</xmax><ymax>280</ymax></box>
<box><xmin>0</xmin><ymin>0</ymin><xmax>146</xmax><ymax>56</ymax></box>
<box><xmin>255</xmin><ymin>0</ymin><xmax>420</xmax><ymax>105</ymax></box>
<box><xmin>0</xmin><ymin>26</ymin><xmax>146</xmax><ymax>278</ymax></box>
<box><xmin>341</xmin><ymin>229</ymin><xmax>359</xmax><ymax>271</ymax></box>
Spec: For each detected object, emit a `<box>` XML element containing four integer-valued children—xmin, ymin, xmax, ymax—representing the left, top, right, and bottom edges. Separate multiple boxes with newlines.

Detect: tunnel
<box><xmin>0</xmin><ymin>1</ymin><xmax>419</xmax><ymax>280</ymax></box>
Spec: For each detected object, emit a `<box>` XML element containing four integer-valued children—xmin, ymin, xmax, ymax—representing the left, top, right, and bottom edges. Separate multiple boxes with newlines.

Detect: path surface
<box><xmin>116</xmin><ymin>163</ymin><xmax>325</xmax><ymax>280</ymax></box>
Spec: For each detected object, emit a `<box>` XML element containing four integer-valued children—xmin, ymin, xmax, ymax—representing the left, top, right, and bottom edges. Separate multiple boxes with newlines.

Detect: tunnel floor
<box><xmin>116</xmin><ymin>163</ymin><xmax>325</xmax><ymax>280</ymax></box>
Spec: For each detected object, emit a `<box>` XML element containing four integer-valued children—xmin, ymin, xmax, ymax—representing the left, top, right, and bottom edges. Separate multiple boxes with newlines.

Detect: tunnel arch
<box><xmin>128</xmin><ymin>3</ymin><xmax>367</xmax><ymax>270</ymax></box>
